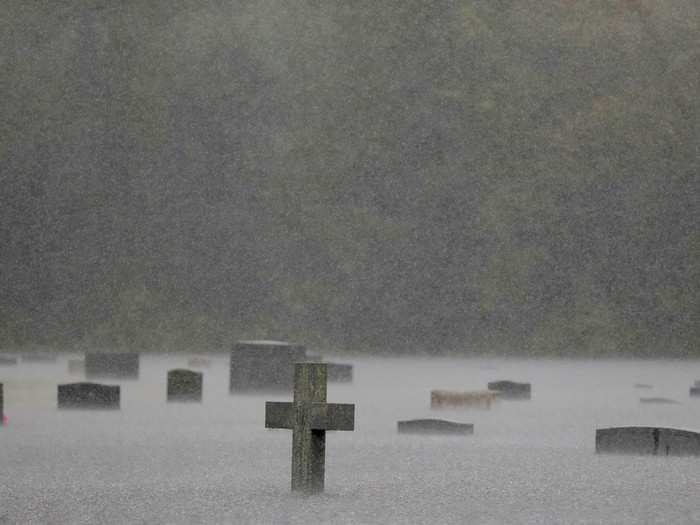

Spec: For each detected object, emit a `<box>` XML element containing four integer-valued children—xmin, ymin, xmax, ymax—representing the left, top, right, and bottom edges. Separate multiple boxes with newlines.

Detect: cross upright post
<box><xmin>265</xmin><ymin>362</ymin><xmax>355</xmax><ymax>494</ymax></box>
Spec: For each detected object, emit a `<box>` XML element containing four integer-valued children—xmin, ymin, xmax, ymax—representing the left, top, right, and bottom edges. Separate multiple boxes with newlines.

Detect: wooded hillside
<box><xmin>2</xmin><ymin>1</ymin><xmax>698</xmax><ymax>355</ymax></box>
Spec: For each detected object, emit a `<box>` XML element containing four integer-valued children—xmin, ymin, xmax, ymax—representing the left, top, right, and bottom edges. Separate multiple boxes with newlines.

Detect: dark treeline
<box><xmin>2</xmin><ymin>1</ymin><xmax>698</xmax><ymax>356</ymax></box>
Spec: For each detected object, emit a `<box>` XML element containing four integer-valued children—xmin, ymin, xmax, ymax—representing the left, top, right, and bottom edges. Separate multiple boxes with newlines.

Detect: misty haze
<box><xmin>1</xmin><ymin>1</ymin><xmax>698</xmax><ymax>524</ymax></box>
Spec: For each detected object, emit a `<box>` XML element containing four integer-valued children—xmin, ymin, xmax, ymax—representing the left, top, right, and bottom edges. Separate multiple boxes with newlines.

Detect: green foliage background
<box><xmin>2</xmin><ymin>1</ymin><xmax>698</xmax><ymax>355</ymax></box>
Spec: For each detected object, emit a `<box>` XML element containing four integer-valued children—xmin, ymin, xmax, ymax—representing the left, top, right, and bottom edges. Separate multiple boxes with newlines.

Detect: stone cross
<box><xmin>265</xmin><ymin>362</ymin><xmax>355</xmax><ymax>493</ymax></box>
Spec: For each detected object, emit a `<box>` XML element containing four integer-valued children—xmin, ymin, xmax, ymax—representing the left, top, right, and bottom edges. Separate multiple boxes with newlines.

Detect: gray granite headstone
<box><xmin>230</xmin><ymin>340</ymin><xmax>306</xmax><ymax>393</ymax></box>
<box><xmin>265</xmin><ymin>363</ymin><xmax>355</xmax><ymax>494</ymax></box>
<box><xmin>398</xmin><ymin>419</ymin><xmax>473</xmax><ymax>435</ymax></box>
<box><xmin>85</xmin><ymin>352</ymin><xmax>139</xmax><ymax>379</ymax></box>
<box><xmin>167</xmin><ymin>369</ymin><xmax>203</xmax><ymax>402</ymax></box>
<box><xmin>487</xmin><ymin>380</ymin><xmax>531</xmax><ymax>400</ymax></box>
<box><xmin>0</xmin><ymin>355</ymin><xmax>17</xmax><ymax>366</ymax></box>
<box><xmin>596</xmin><ymin>427</ymin><xmax>700</xmax><ymax>456</ymax></box>
<box><xmin>639</xmin><ymin>397</ymin><xmax>680</xmax><ymax>404</ymax></box>
<box><xmin>57</xmin><ymin>382</ymin><xmax>120</xmax><ymax>409</ymax></box>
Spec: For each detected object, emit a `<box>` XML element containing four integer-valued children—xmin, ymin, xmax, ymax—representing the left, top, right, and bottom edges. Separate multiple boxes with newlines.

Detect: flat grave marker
<box><xmin>431</xmin><ymin>389</ymin><xmax>499</xmax><ymax>409</ymax></box>
<box><xmin>398</xmin><ymin>418</ymin><xmax>473</xmax><ymax>435</ymax></box>
<box><xmin>639</xmin><ymin>397</ymin><xmax>680</xmax><ymax>404</ymax></box>
<box><xmin>265</xmin><ymin>362</ymin><xmax>355</xmax><ymax>493</ymax></box>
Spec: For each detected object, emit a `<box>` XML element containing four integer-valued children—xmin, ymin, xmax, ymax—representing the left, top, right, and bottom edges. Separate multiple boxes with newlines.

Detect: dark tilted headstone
<box><xmin>167</xmin><ymin>369</ymin><xmax>203</xmax><ymax>402</ymax></box>
<box><xmin>265</xmin><ymin>363</ymin><xmax>355</xmax><ymax>493</ymax></box>
<box><xmin>640</xmin><ymin>397</ymin><xmax>680</xmax><ymax>404</ymax></box>
<box><xmin>398</xmin><ymin>419</ymin><xmax>474</xmax><ymax>435</ymax></box>
<box><xmin>690</xmin><ymin>387</ymin><xmax>700</xmax><ymax>397</ymax></box>
<box><xmin>230</xmin><ymin>340</ymin><xmax>306</xmax><ymax>392</ymax></box>
<box><xmin>326</xmin><ymin>363</ymin><xmax>353</xmax><ymax>382</ymax></box>
<box><xmin>596</xmin><ymin>427</ymin><xmax>700</xmax><ymax>456</ymax></box>
<box><xmin>68</xmin><ymin>359</ymin><xmax>85</xmax><ymax>375</ymax></box>
<box><xmin>487</xmin><ymin>380</ymin><xmax>531</xmax><ymax>400</ymax></box>
<box><xmin>57</xmin><ymin>382</ymin><xmax>120</xmax><ymax>409</ymax></box>
<box><xmin>85</xmin><ymin>352</ymin><xmax>139</xmax><ymax>379</ymax></box>
<box><xmin>0</xmin><ymin>355</ymin><xmax>18</xmax><ymax>366</ymax></box>
<box><xmin>21</xmin><ymin>352</ymin><xmax>56</xmax><ymax>362</ymax></box>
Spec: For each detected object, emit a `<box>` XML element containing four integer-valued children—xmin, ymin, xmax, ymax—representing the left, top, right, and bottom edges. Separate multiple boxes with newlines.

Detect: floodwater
<box><xmin>1</xmin><ymin>355</ymin><xmax>699</xmax><ymax>524</ymax></box>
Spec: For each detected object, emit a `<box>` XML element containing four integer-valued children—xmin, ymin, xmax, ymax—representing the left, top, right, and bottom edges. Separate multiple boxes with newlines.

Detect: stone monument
<box><xmin>57</xmin><ymin>382</ymin><xmax>120</xmax><ymax>409</ymax></box>
<box><xmin>487</xmin><ymin>380</ymin><xmax>531</xmax><ymax>400</ymax></box>
<box><xmin>596</xmin><ymin>427</ymin><xmax>700</xmax><ymax>456</ymax></box>
<box><xmin>265</xmin><ymin>362</ymin><xmax>355</xmax><ymax>493</ymax></box>
<box><xmin>230</xmin><ymin>340</ymin><xmax>306</xmax><ymax>393</ymax></box>
<box><xmin>85</xmin><ymin>352</ymin><xmax>139</xmax><ymax>379</ymax></box>
<box><xmin>167</xmin><ymin>369</ymin><xmax>203</xmax><ymax>402</ymax></box>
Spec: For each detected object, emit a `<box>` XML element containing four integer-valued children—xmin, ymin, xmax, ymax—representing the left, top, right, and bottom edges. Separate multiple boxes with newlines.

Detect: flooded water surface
<box><xmin>1</xmin><ymin>355</ymin><xmax>699</xmax><ymax>524</ymax></box>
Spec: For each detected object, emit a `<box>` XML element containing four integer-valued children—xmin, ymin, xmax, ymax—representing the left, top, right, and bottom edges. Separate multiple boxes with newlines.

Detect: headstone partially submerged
<box><xmin>265</xmin><ymin>362</ymin><xmax>355</xmax><ymax>493</ymax></box>
<box><xmin>398</xmin><ymin>419</ymin><xmax>473</xmax><ymax>435</ymax></box>
<box><xmin>431</xmin><ymin>390</ymin><xmax>499</xmax><ymax>409</ymax></box>
<box><xmin>85</xmin><ymin>352</ymin><xmax>139</xmax><ymax>379</ymax></box>
<box><xmin>57</xmin><ymin>382</ymin><xmax>120</xmax><ymax>409</ymax></box>
<box><xmin>230</xmin><ymin>340</ymin><xmax>306</xmax><ymax>393</ymax></box>
<box><xmin>167</xmin><ymin>369</ymin><xmax>203</xmax><ymax>402</ymax></box>
<box><xmin>596</xmin><ymin>427</ymin><xmax>700</xmax><ymax>456</ymax></box>
<box><xmin>639</xmin><ymin>397</ymin><xmax>680</xmax><ymax>404</ymax></box>
<box><xmin>487</xmin><ymin>380</ymin><xmax>531</xmax><ymax>400</ymax></box>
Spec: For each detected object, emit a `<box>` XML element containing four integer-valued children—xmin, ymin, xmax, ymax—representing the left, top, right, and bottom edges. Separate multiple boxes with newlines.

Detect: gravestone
<box><xmin>85</xmin><ymin>352</ymin><xmax>139</xmax><ymax>379</ymax></box>
<box><xmin>230</xmin><ymin>340</ymin><xmax>306</xmax><ymax>393</ymax></box>
<box><xmin>0</xmin><ymin>355</ymin><xmax>18</xmax><ymax>366</ymax></box>
<box><xmin>265</xmin><ymin>362</ymin><xmax>355</xmax><ymax>493</ymax></box>
<box><xmin>431</xmin><ymin>390</ymin><xmax>499</xmax><ymax>409</ymax></box>
<box><xmin>398</xmin><ymin>419</ymin><xmax>473</xmax><ymax>435</ymax></box>
<box><xmin>639</xmin><ymin>397</ymin><xmax>680</xmax><ymax>404</ymax></box>
<box><xmin>596</xmin><ymin>427</ymin><xmax>700</xmax><ymax>456</ymax></box>
<box><xmin>68</xmin><ymin>359</ymin><xmax>85</xmax><ymax>375</ymax></box>
<box><xmin>690</xmin><ymin>386</ymin><xmax>700</xmax><ymax>397</ymax></box>
<box><xmin>487</xmin><ymin>380</ymin><xmax>531</xmax><ymax>400</ymax></box>
<box><xmin>57</xmin><ymin>382</ymin><xmax>120</xmax><ymax>409</ymax></box>
<box><xmin>167</xmin><ymin>369</ymin><xmax>203</xmax><ymax>402</ymax></box>
<box><xmin>326</xmin><ymin>363</ymin><xmax>353</xmax><ymax>382</ymax></box>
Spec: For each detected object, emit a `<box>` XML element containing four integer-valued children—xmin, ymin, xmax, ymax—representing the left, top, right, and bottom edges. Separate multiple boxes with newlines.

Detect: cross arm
<box><xmin>265</xmin><ymin>401</ymin><xmax>294</xmax><ymax>429</ymax></box>
<box><xmin>310</xmin><ymin>402</ymin><xmax>355</xmax><ymax>431</ymax></box>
